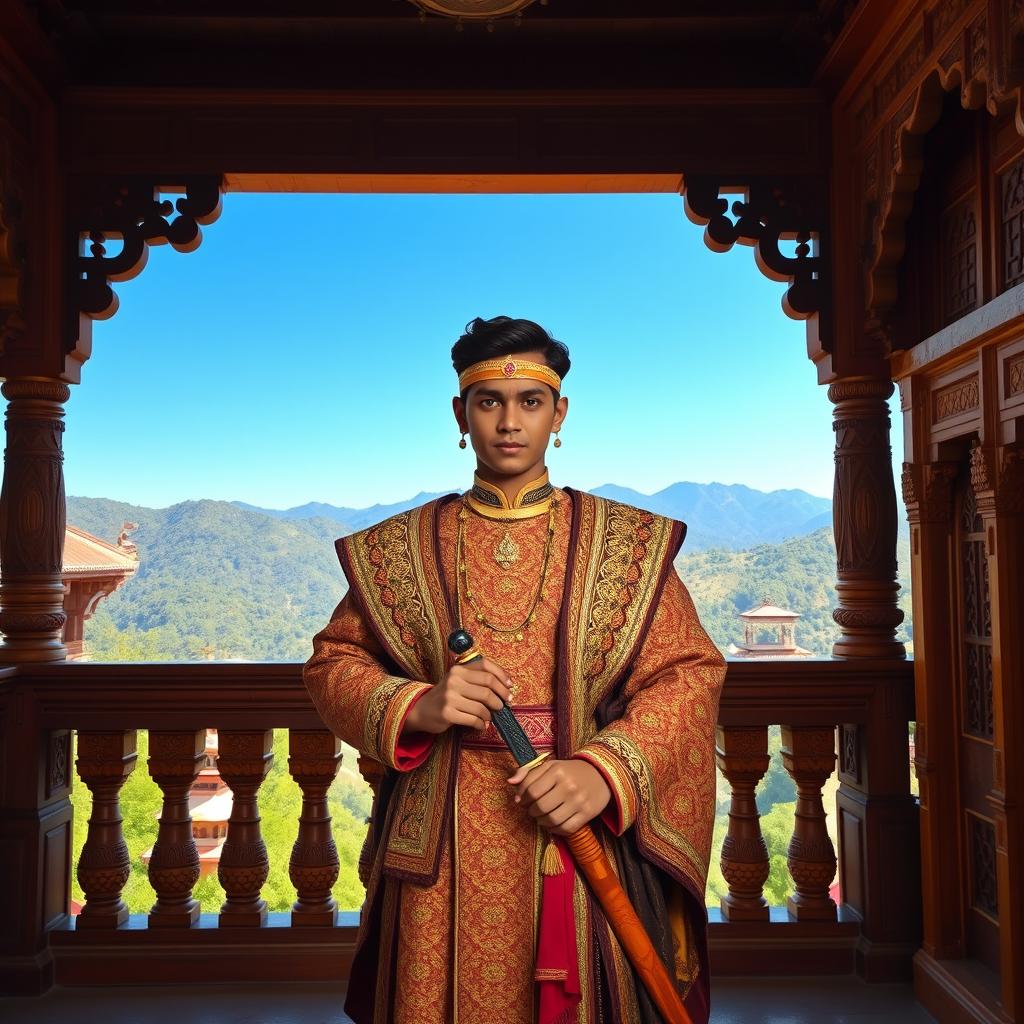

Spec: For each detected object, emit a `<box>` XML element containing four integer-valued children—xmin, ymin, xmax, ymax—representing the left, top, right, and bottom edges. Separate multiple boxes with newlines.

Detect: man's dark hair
<box><xmin>451</xmin><ymin>316</ymin><xmax>571</xmax><ymax>396</ymax></box>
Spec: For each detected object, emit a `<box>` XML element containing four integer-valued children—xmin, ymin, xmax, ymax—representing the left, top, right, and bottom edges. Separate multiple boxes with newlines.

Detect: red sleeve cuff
<box><xmin>393</xmin><ymin>689</ymin><xmax>434</xmax><ymax>771</ymax></box>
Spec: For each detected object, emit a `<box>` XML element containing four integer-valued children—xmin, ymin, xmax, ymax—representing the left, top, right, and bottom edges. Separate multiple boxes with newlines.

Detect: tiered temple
<box><xmin>0</xmin><ymin>3</ymin><xmax>1022</xmax><ymax>1023</ymax></box>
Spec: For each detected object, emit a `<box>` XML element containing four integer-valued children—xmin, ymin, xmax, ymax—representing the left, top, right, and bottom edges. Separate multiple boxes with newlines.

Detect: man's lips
<box><xmin>495</xmin><ymin>442</ymin><xmax>526</xmax><ymax>449</ymax></box>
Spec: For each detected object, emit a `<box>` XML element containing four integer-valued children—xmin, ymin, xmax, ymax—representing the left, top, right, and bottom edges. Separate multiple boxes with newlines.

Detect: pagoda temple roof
<box><xmin>62</xmin><ymin>525</ymin><xmax>139</xmax><ymax>578</ymax></box>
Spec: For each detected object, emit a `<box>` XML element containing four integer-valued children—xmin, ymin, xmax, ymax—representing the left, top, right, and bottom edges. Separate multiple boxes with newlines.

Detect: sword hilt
<box><xmin>447</xmin><ymin>628</ymin><xmax>547</xmax><ymax>769</ymax></box>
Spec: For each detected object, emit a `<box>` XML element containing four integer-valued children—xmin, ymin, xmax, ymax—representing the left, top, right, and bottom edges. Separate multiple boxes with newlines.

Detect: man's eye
<box><xmin>481</xmin><ymin>398</ymin><xmax>498</xmax><ymax>408</ymax></box>
<box><xmin>524</xmin><ymin>399</ymin><xmax>540</xmax><ymax>407</ymax></box>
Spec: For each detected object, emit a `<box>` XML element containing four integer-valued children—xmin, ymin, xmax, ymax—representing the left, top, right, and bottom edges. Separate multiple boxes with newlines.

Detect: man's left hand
<box><xmin>506</xmin><ymin>758</ymin><xmax>611</xmax><ymax>837</ymax></box>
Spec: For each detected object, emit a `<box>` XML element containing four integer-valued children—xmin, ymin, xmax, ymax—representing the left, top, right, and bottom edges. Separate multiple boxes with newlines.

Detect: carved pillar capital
<box><xmin>829</xmin><ymin>375</ymin><xmax>904</xmax><ymax>658</ymax></box>
<box><xmin>0</xmin><ymin>376</ymin><xmax>71</xmax><ymax>662</ymax></box>
<box><xmin>902</xmin><ymin>459</ymin><xmax>959</xmax><ymax>525</ymax></box>
<box><xmin>970</xmin><ymin>441</ymin><xmax>1024</xmax><ymax>517</ymax></box>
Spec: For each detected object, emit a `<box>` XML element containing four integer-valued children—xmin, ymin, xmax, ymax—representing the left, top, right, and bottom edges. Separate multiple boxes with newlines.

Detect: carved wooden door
<box><xmin>952</xmin><ymin>463</ymin><xmax>1000</xmax><ymax>976</ymax></box>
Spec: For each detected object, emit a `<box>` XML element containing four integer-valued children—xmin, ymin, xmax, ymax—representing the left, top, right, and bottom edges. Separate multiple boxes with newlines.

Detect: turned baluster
<box><xmin>715</xmin><ymin>726</ymin><xmax>771</xmax><ymax>921</ymax></box>
<box><xmin>147</xmin><ymin>730</ymin><xmax>205</xmax><ymax>927</ymax></box>
<box><xmin>288</xmin><ymin>729</ymin><xmax>342</xmax><ymax>925</ymax></box>
<box><xmin>357</xmin><ymin>755</ymin><xmax>386</xmax><ymax>889</ymax></box>
<box><xmin>75</xmin><ymin>731</ymin><xmax>138</xmax><ymax>928</ymax></box>
<box><xmin>217</xmin><ymin>729</ymin><xmax>273</xmax><ymax>926</ymax></box>
<box><xmin>781</xmin><ymin>726</ymin><xmax>838</xmax><ymax>921</ymax></box>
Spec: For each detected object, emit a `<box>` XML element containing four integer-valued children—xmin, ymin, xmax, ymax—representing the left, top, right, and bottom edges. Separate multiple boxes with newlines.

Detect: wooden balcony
<box><xmin>0</xmin><ymin>657</ymin><xmax>919</xmax><ymax>997</ymax></box>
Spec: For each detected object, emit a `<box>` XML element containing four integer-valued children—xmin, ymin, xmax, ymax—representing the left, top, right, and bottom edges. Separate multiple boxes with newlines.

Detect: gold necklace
<box><xmin>456</xmin><ymin>498</ymin><xmax>557</xmax><ymax>642</ymax></box>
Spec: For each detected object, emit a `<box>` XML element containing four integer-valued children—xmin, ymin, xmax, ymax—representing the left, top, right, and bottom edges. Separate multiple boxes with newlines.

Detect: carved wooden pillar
<box><xmin>217</xmin><ymin>729</ymin><xmax>273</xmax><ymax>927</ymax></box>
<box><xmin>829</xmin><ymin>377</ymin><xmax>905</xmax><ymax>659</ymax></box>
<box><xmin>75</xmin><ymin>731</ymin><xmax>137</xmax><ymax>929</ymax></box>
<box><xmin>781</xmin><ymin>726</ymin><xmax>837</xmax><ymax>922</ymax></box>
<box><xmin>970</xmin><ymin>441</ymin><xmax>1024</xmax><ymax>1017</ymax></box>
<box><xmin>0</xmin><ymin>378</ymin><xmax>70</xmax><ymax>662</ymax></box>
<box><xmin>715</xmin><ymin>726</ymin><xmax>770</xmax><ymax>921</ymax></box>
<box><xmin>288</xmin><ymin>729</ymin><xmax>342</xmax><ymax>925</ymax></box>
<box><xmin>902</xmin><ymin>457</ymin><xmax>961</xmax><ymax>962</ymax></box>
<box><xmin>147</xmin><ymin>730</ymin><xmax>205</xmax><ymax>927</ymax></box>
<box><xmin>357</xmin><ymin>754</ymin><xmax>387</xmax><ymax>889</ymax></box>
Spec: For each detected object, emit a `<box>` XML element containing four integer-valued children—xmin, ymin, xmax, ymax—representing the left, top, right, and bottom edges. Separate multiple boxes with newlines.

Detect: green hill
<box><xmin>69</xmin><ymin>496</ymin><xmax>351</xmax><ymax>662</ymax></box>
<box><xmin>71</xmin><ymin>497</ymin><xmax>913</xmax><ymax>661</ymax></box>
<box><xmin>676</xmin><ymin>526</ymin><xmax>914</xmax><ymax>656</ymax></box>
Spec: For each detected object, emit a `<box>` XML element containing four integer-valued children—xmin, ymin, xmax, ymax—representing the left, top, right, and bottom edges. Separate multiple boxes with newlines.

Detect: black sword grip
<box><xmin>447</xmin><ymin>628</ymin><xmax>540</xmax><ymax>768</ymax></box>
<box><xmin>490</xmin><ymin>704</ymin><xmax>540</xmax><ymax>767</ymax></box>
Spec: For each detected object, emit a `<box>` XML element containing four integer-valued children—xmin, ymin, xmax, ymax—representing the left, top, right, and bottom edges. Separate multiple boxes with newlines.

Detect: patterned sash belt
<box><xmin>461</xmin><ymin>703</ymin><xmax>556</xmax><ymax>750</ymax></box>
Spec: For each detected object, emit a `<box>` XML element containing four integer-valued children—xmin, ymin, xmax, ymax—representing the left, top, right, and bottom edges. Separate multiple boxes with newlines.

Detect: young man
<box><xmin>303</xmin><ymin>316</ymin><xmax>727</xmax><ymax>1024</ymax></box>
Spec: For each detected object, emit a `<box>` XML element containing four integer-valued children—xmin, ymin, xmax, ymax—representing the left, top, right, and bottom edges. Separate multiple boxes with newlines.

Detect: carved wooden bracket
<box><xmin>72</xmin><ymin>176</ymin><xmax>223</xmax><ymax>341</ymax></box>
<box><xmin>682</xmin><ymin>175</ymin><xmax>829</xmax><ymax>346</ymax></box>
<box><xmin>865</xmin><ymin>5</ymin><xmax>1024</xmax><ymax>314</ymax></box>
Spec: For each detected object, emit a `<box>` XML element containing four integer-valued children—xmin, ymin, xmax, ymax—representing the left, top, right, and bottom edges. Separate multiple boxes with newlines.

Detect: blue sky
<box><xmin>64</xmin><ymin>192</ymin><xmax>905</xmax><ymax>510</ymax></box>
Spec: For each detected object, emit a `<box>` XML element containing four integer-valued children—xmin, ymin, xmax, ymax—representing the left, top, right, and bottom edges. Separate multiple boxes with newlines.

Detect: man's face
<box><xmin>453</xmin><ymin>350</ymin><xmax>568</xmax><ymax>479</ymax></box>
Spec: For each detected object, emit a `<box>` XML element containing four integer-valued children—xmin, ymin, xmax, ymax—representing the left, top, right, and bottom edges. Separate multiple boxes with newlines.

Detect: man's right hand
<box><xmin>402</xmin><ymin>656</ymin><xmax>512</xmax><ymax>735</ymax></box>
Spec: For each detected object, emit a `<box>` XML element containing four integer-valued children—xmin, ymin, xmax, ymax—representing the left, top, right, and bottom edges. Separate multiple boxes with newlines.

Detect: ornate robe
<box><xmin>303</xmin><ymin>483</ymin><xmax>727</xmax><ymax>1024</ymax></box>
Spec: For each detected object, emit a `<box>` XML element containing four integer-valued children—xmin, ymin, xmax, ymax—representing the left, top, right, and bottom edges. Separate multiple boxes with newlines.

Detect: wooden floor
<box><xmin>0</xmin><ymin>976</ymin><xmax>937</xmax><ymax>1024</ymax></box>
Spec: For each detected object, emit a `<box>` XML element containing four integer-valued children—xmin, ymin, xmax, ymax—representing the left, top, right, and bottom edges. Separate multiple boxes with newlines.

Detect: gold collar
<box><xmin>466</xmin><ymin>470</ymin><xmax>554</xmax><ymax>520</ymax></box>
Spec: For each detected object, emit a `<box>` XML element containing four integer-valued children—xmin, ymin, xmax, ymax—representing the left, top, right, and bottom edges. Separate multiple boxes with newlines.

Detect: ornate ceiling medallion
<box><xmin>408</xmin><ymin>0</ymin><xmax>542</xmax><ymax>22</ymax></box>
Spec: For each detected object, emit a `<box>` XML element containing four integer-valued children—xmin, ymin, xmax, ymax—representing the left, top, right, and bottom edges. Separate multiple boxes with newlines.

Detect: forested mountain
<box><xmin>676</xmin><ymin>527</ymin><xmax>914</xmax><ymax>656</ymax></box>
<box><xmin>68</xmin><ymin>496</ymin><xmax>350</xmax><ymax>661</ymax></box>
<box><xmin>69</xmin><ymin>492</ymin><xmax>913</xmax><ymax>662</ymax></box>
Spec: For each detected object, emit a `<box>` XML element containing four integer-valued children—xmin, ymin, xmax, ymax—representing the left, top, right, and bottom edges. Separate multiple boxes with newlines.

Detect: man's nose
<box><xmin>498</xmin><ymin>406</ymin><xmax>521</xmax><ymax>432</ymax></box>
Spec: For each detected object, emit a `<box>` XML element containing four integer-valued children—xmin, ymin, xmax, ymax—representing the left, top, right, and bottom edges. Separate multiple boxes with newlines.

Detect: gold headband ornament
<box><xmin>458</xmin><ymin>357</ymin><xmax>562</xmax><ymax>394</ymax></box>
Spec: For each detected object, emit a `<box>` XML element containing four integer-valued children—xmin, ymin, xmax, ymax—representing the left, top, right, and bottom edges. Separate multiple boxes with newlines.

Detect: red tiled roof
<box><xmin>62</xmin><ymin>525</ymin><xmax>138</xmax><ymax>576</ymax></box>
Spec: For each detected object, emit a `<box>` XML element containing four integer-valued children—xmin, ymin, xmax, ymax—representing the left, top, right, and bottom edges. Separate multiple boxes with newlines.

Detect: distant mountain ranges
<box><xmin>230</xmin><ymin>478</ymin><xmax>879</xmax><ymax>552</ymax></box>
<box><xmin>68</xmin><ymin>481</ymin><xmax>913</xmax><ymax>663</ymax></box>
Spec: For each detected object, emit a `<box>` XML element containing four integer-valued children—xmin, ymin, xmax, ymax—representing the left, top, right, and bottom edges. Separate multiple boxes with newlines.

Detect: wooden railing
<box><xmin>0</xmin><ymin>657</ymin><xmax>919</xmax><ymax>993</ymax></box>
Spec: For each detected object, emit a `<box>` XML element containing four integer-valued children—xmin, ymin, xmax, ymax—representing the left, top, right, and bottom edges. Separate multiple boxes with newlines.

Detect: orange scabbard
<box><xmin>566</xmin><ymin>826</ymin><xmax>693</xmax><ymax>1024</ymax></box>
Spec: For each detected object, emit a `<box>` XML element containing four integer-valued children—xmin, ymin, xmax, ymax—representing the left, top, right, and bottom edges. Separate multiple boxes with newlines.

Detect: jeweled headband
<box><xmin>457</xmin><ymin>357</ymin><xmax>562</xmax><ymax>393</ymax></box>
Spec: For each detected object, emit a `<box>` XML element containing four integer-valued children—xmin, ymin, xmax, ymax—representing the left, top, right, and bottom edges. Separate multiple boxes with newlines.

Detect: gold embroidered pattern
<box><xmin>364</xmin><ymin>675</ymin><xmax>413</xmax><ymax>761</ymax></box>
<box><xmin>599</xmin><ymin>730</ymin><xmax>707</xmax><ymax>887</ymax></box>
<box><xmin>382</xmin><ymin>732</ymin><xmax>456</xmax><ymax>878</ymax></box>
<box><xmin>366</xmin><ymin>514</ymin><xmax>430</xmax><ymax>652</ymax></box>
<box><xmin>494</xmin><ymin>530</ymin><xmax>520</xmax><ymax>568</ymax></box>
<box><xmin>563</xmin><ymin>494</ymin><xmax>680</xmax><ymax>749</ymax></box>
<box><xmin>583</xmin><ymin>504</ymin><xmax>655</xmax><ymax>679</ymax></box>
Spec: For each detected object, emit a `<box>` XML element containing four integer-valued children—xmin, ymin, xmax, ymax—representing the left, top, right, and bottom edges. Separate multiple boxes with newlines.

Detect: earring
<box><xmin>459</xmin><ymin>432</ymin><xmax>468</xmax><ymax>449</ymax></box>
<box><xmin>553</xmin><ymin>431</ymin><xmax>562</xmax><ymax>449</ymax></box>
